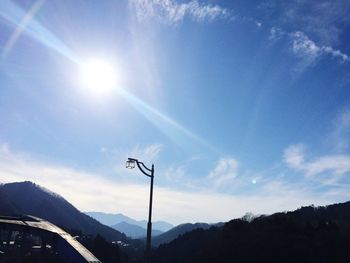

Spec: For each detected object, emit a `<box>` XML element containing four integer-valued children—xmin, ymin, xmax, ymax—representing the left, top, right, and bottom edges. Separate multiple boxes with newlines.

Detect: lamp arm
<box><xmin>136</xmin><ymin>161</ymin><xmax>153</xmax><ymax>177</ymax></box>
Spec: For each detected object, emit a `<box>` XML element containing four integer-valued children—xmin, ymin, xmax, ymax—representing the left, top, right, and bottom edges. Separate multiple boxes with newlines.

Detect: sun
<box><xmin>79</xmin><ymin>59</ymin><xmax>118</xmax><ymax>95</ymax></box>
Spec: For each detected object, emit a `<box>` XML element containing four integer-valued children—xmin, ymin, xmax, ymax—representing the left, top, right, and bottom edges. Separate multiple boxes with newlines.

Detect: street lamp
<box><xmin>126</xmin><ymin>158</ymin><xmax>154</xmax><ymax>263</ymax></box>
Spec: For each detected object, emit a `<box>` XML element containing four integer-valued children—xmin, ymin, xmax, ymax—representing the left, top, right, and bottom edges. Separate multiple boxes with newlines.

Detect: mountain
<box><xmin>137</xmin><ymin>220</ymin><xmax>174</xmax><ymax>232</ymax></box>
<box><xmin>152</xmin><ymin>201</ymin><xmax>350</xmax><ymax>263</ymax></box>
<box><xmin>85</xmin><ymin>212</ymin><xmax>136</xmax><ymax>226</ymax></box>
<box><xmin>0</xmin><ymin>181</ymin><xmax>127</xmax><ymax>242</ymax></box>
<box><xmin>85</xmin><ymin>211</ymin><xmax>173</xmax><ymax>232</ymax></box>
<box><xmin>152</xmin><ymin>223</ymin><xmax>213</xmax><ymax>247</ymax></box>
<box><xmin>111</xmin><ymin>221</ymin><xmax>163</xmax><ymax>239</ymax></box>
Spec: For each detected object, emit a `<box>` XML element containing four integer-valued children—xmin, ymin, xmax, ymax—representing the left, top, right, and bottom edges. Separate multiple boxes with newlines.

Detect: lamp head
<box><xmin>126</xmin><ymin>159</ymin><xmax>136</xmax><ymax>169</ymax></box>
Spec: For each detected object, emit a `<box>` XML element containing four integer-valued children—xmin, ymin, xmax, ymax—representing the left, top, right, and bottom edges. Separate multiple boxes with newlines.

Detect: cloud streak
<box><xmin>290</xmin><ymin>31</ymin><xmax>349</xmax><ymax>63</ymax></box>
<box><xmin>268</xmin><ymin>26</ymin><xmax>284</xmax><ymax>41</ymax></box>
<box><xmin>207</xmin><ymin>158</ymin><xmax>238</xmax><ymax>188</ymax></box>
<box><xmin>129</xmin><ymin>0</ymin><xmax>230</xmax><ymax>25</ymax></box>
<box><xmin>284</xmin><ymin>144</ymin><xmax>350</xmax><ymax>183</ymax></box>
<box><xmin>261</xmin><ymin>0</ymin><xmax>350</xmax><ymax>46</ymax></box>
<box><xmin>0</xmin><ymin>144</ymin><xmax>342</xmax><ymax>224</ymax></box>
<box><xmin>0</xmin><ymin>0</ymin><xmax>79</xmax><ymax>63</ymax></box>
<box><xmin>127</xmin><ymin>144</ymin><xmax>163</xmax><ymax>164</ymax></box>
<box><xmin>331</xmin><ymin>109</ymin><xmax>350</xmax><ymax>151</ymax></box>
<box><xmin>267</xmin><ymin>28</ymin><xmax>350</xmax><ymax>70</ymax></box>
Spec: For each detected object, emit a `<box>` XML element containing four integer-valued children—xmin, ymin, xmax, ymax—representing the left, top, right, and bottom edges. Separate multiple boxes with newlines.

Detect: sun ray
<box><xmin>0</xmin><ymin>0</ymin><xmax>79</xmax><ymax>63</ymax></box>
<box><xmin>3</xmin><ymin>0</ymin><xmax>45</xmax><ymax>59</ymax></box>
<box><xmin>117</xmin><ymin>88</ymin><xmax>220</xmax><ymax>153</ymax></box>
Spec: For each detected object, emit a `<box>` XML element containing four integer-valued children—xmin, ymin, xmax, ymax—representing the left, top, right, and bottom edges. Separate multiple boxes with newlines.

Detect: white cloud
<box><xmin>261</xmin><ymin>1</ymin><xmax>350</xmax><ymax>46</ymax></box>
<box><xmin>255</xmin><ymin>21</ymin><xmax>262</xmax><ymax>27</ymax></box>
<box><xmin>0</xmin><ymin>145</ymin><xmax>347</xmax><ymax>224</ymax></box>
<box><xmin>164</xmin><ymin>165</ymin><xmax>185</xmax><ymax>182</ymax></box>
<box><xmin>290</xmin><ymin>31</ymin><xmax>321</xmax><ymax>58</ymax></box>
<box><xmin>129</xmin><ymin>0</ymin><xmax>230</xmax><ymax>25</ymax></box>
<box><xmin>208</xmin><ymin>158</ymin><xmax>238</xmax><ymax>188</ymax></box>
<box><xmin>290</xmin><ymin>31</ymin><xmax>349</xmax><ymax>63</ymax></box>
<box><xmin>339</xmin><ymin>109</ymin><xmax>350</xmax><ymax>129</ymax></box>
<box><xmin>284</xmin><ymin>144</ymin><xmax>350</xmax><ymax>183</ymax></box>
<box><xmin>283</xmin><ymin>144</ymin><xmax>305</xmax><ymax>169</ymax></box>
<box><xmin>331</xmin><ymin>109</ymin><xmax>350</xmax><ymax>151</ymax></box>
<box><xmin>322</xmin><ymin>46</ymin><xmax>350</xmax><ymax>63</ymax></box>
<box><xmin>305</xmin><ymin>156</ymin><xmax>350</xmax><ymax>177</ymax></box>
<box><xmin>127</xmin><ymin>143</ymin><xmax>163</xmax><ymax>164</ymax></box>
<box><xmin>110</xmin><ymin>144</ymin><xmax>162</xmax><ymax>175</ymax></box>
<box><xmin>268</xmin><ymin>26</ymin><xmax>284</xmax><ymax>41</ymax></box>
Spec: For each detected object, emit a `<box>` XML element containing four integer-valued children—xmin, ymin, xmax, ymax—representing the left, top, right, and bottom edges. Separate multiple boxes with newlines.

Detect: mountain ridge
<box><xmin>152</xmin><ymin>201</ymin><xmax>350</xmax><ymax>263</ymax></box>
<box><xmin>152</xmin><ymin>222</ymin><xmax>223</xmax><ymax>247</ymax></box>
<box><xmin>111</xmin><ymin>221</ymin><xmax>163</xmax><ymax>239</ymax></box>
<box><xmin>85</xmin><ymin>211</ymin><xmax>173</xmax><ymax>232</ymax></box>
<box><xmin>0</xmin><ymin>181</ymin><xmax>127</xmax><ymax>242</ymax></box>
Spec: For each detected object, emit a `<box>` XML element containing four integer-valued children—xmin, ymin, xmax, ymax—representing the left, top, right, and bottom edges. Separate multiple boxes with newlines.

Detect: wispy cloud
<box><xmin>207</xmin><ymin>158</ymin><xmax>238</xmax><ymax>188</ymax></box>
<box><xmin>129</xmin><ymin>0</ymin><xmax>230</xmax><ymax>25</ymax></box>
<box><xmin>127</xmin><ymin>144</ymin><xmax>163</xmax><ymax>163</ymax></box>
<box><xmin>262</xmin><ymin>1</ymin><xmax>350</xmax><ymax>67</ymax></box>
<box><xmin>304</xmin><ymin>156</ymin><xmax>350</xmax><ymax>178</ymax></box>
<box><xmin>284</xmin><ymin>144</ymin><xmax>350</xmax><ymax>184</ymax></box>
<box><xmin>100</xmin><ymin>144</ymin><xmax>162</xmax><ymax>181</ymax></box>
<box><xmin>290</xmin><ymin>31</ymin><xmax>349</xmax><ymax>63</ymax></box>
<box><xmin>103</xmin><ymin>143</ymin><xmax>163</xmax><ymax>164</ymax></box>
<box><xmin>1</xmin><ymin>144</ymin><xmax>341</xmax><ymax>224</ymax></box>
<box><xmin>284</xmin><ymin>144</ymin><xmax>306</xmax><ymax>168</ymax></box>
<box><xmin>331</xmin><ymin>109</ymin><xmax>350</xmax><ymax>151</ymax></box>
<box><xmin>164</xmin><ymin>165</ymin><xmax>186</xmax><ymax>183</ymax></box>
<box><xmin>267</xmin><ymin>28</ymin><xmax>349</xmax><ymax>69</ymax></box>
<box><xmin>290</xmin><ymin>31</ymin><xmax>321</xmax><ymax>59</ymax></box>
<box><xmin>260</xmin><ymin>0</ymin><xmax>350</xmax><ymax>46</ymax></box>
<box><xmin>268</xmin><ymin>26</ymin><xmax>284</xmax><ymax>41</ymax></box>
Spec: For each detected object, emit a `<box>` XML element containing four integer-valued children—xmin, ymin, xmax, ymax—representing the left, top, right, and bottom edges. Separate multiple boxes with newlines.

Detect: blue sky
<box><xmin>1</xmin><ymin>0</ymin><xmax>350</xmax><ymax>224</ymax></box>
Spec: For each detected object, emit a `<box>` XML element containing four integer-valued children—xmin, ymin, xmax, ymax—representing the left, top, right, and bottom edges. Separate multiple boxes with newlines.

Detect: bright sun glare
<box><xmin>79</xmin><ymin>59</ymin><xmax>118</xmax><ymax>94</ymax></box>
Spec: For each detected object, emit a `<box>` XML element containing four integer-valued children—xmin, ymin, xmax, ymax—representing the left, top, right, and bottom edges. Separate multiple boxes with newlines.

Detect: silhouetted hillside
<box><xmin>152</xmin><ymin>202</ymin><xmax>350</xmax><ymax>263</ymax></box>
<box><xmin>152</xmin><ymin>223</ymin><xmax>213</xmax><ymax>247</ymax></box>
<box><xmin>0</xmin><ymin>181</ymin><xmax>126</xmax><ymax>242</ymax></box>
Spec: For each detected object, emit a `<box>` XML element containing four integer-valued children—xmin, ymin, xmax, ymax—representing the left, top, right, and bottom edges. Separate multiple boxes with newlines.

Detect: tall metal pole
<box><xmin>126</xmin><ymin>158</ymin><xmax>154</xmax><ymax>263</ymax></box>
<box><xmin>145</xmin><ymin>165</ymin><xmax>154</xmax><ymax>263</ymax></box>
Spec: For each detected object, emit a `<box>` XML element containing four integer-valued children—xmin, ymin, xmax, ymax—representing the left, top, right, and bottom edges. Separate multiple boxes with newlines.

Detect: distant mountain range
<box><xmin>0</xmin><ymin>181</ymin><xmax>126</xmax><ymax>242</ymax></box>
<box><xmin>111</xmin><ymin>221</ymin><xmax>163</xmax><ymax>239</ymax></box>
<box><xmin>84</xmin><ymin>212</ymin><xmax>219</xmax><ymax>244</ymax></box>
<box><xmin>85</xmin><ymin>211</ymin><xmax>173</xmax><ymax>232</ymax></box>
<box><xmin>85</xmin><ymin>211</ymin><xmax>174</xmax><ymax>238</ymax></box>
